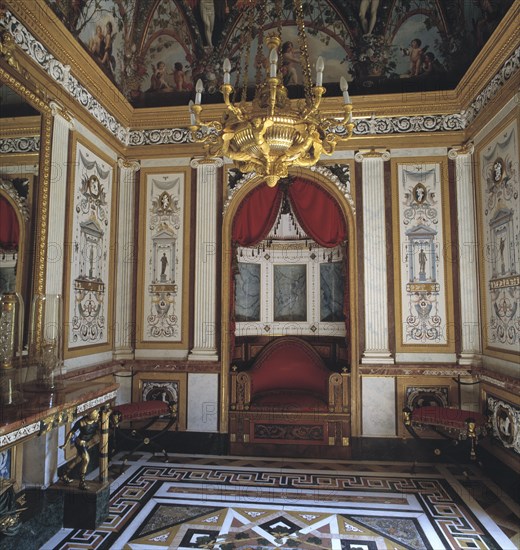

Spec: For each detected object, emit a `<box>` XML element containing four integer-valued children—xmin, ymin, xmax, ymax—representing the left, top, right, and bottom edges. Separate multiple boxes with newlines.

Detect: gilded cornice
<box><xmin>2</xmin><ymin>0</ymin><xmax>519</xmax><ymax>148</ymax></box>
<box><xmin>0</xmin><ymin>115</ymin><xmax>40</xmax><ymax>138</ymax></box>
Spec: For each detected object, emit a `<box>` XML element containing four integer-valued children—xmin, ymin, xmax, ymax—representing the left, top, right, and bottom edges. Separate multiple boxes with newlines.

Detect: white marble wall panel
<box><xmin>362</xmin><ymin>377</ymin><xmax>396</xmax><ymax>436</ymax></box>
<box><xmin>187</xmin><ymin>373</ymin><xmax>218</xmax><ymax>432</ymax></box>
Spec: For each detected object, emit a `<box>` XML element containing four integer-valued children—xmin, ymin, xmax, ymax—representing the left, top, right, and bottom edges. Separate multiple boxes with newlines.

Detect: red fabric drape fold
<box><xmin>232</xmin><ymin>183</ymin><xmax>282</xmax><ymax>246</ymax></box>
<box><xmin>0</xmin><ymin>197</ymin><xmax>20</xmax><ymax>249</ymax></box>
<box><xmin>288</xmin><ymin>178</ymin><xmax>346</xmax><ymax>247</ymax></box>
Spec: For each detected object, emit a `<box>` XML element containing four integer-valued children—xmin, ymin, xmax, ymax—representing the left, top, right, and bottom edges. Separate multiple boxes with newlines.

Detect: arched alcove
<box><xmin>220</xmin><ymin>166</ymin><xmax>359</xmax><ymax>441</ymax></box>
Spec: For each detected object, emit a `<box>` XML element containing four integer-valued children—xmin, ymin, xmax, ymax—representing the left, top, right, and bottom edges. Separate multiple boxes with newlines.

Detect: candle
<box><xmin>340</xmin><ymin>76</ymin><xmax>351</xmax><ymax>104</ymax></box>
<box><xmin>316</xmin><ymin>56</ymin><xmax>324</xmax><ymax>86</ymax></box>
<box><xmin>195</xmin><ymin>79</ymin><xmax>203</xmax><ymax>104</ymax></box>
<box><xmin>269</xmin><ymin>48</ymin><xmax>278</xmax><ymax>78</ymax></box>
<box><xmin>188</xmin><ymin>100</ymin><xmax>196</xmax><ymax>125</ymax></box>
<box><xmin>223</xmin><ymin>58</ymin><xmax>231</xmax><ymax>85</ymax></box>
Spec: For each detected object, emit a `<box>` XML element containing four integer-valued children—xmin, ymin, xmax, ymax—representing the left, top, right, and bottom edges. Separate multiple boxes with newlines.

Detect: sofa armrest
<box><xmin>230</xmin><ymin>367</ymin><xmax>251</xmax><ymax>411</ymax></box>
<box><xmin>328</xmin><ymin>370</ymin><xmax>349</xmax><ymax>413</ymax></box>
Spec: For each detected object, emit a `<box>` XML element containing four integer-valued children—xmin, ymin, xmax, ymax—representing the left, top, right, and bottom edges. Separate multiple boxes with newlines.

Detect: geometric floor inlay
<box><xmin>44</xmin><ymin>453</ymin><xmax>516</xmax><ymax>549</ymax></box>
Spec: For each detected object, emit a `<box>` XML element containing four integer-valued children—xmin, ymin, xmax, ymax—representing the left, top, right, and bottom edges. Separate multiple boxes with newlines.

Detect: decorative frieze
<box><xmin>0</xmin><ymin>136</ymin><xmax>39</xmax><ymax>153</ymax></box>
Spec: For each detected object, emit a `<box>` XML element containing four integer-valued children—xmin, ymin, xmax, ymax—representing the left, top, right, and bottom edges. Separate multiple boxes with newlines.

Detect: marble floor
<box><xmin>42</xmin><ymin>452</ymin><xmax>520</xmax><ymax>550</ymax></box>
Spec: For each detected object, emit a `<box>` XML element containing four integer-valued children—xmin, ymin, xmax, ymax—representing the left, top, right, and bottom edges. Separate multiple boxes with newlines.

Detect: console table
<box><xmin>0</xmin><ymin>380</ymin><xmax>118</xmax><ymax>538</ymax></box>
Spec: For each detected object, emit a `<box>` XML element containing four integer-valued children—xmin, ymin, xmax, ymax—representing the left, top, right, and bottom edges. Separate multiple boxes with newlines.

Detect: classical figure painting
<box><xmin>141</xmin><ymin>172</ymin><xmax>185</xmax><ymax>342</ymax></box>
<box><xmin>45</xmin><ymin>0</ymin><xmax>515</xmax><ymax>107</ymax></box>
<box><xmin>396</xmin><ymin>162</ymin><xmax>450</xmax><ymax>347</ymax></box>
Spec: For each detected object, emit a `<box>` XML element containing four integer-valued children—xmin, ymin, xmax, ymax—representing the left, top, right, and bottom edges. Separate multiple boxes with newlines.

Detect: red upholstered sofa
<box><xmin>229</xmin><ymin>337</ymin><xmax>350</xmax><ymax>458</ymax></box>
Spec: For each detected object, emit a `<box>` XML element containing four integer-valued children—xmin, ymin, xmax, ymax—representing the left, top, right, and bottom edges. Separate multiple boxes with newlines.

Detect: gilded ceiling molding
<box><xmin>0</xmin><ymin>25</ymin><xmax>18</xmax><ymax>69</ymax></box>
<box><xmin>461</xmin><ymin>46</ymin><xmax>520</xmax><ymax>128</ymax></box>
<box><xmin>0</xmin><ymin>136</ymin><xmax>39</xmax><ymax>154</ymax></box>
<box><xmin>1</xmin><ymin>9</ymin><xmax>519</xmax><ymax>147</ymax></box>
<box><xmin>2</xmin><ymin>8</ymin><xmax>129</xmax><ymax>144</ymax></box>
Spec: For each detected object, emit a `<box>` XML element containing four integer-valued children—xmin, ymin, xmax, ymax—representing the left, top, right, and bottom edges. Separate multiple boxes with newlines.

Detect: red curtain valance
<box><xmin>231</xmin><ymin>178</ymin><xmax>347</xmax><ymax>248</ymax></box>
<box><xmin>0</xmin><ymin>197</ymin><xmax>20</xmax><ymax>249</ymax></box>
<box><xmin>288</xmin><ymin>178</ymin><xmax>346</xmax><ymax>247</ymax></box>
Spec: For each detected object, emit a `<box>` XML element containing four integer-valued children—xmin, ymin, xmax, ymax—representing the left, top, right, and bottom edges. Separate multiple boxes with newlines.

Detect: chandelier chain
<box><xmin>241</xmin><ymin>2</ymin><xmax>256</xmax><ymax>103</ymax></box>
<box><xmin>293</xmin><ymin>0</ymin><xmax>313</xmax><ymax>104</ymax></box>
<box><xmin>255</xmin><ymin>1</ymin><xmax>268</xmax><ymax>88</ymax></box>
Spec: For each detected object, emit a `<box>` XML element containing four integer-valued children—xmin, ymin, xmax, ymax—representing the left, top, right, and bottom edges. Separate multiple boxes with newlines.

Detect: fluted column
<box><xmin>356</xmin><ymin>150</ymin><xmax>393</xmax><ymax>364</ymax></box>
<box><xmin>113</xmin><ymin>159</ymin><xmax>140</xmax><ymax>360</ymax></box>
<box><xmin>45</xmin><ymin>103</ymin><xmax>74</xmax><ymax>295</ymax></box>
<box><xmin>188</xmin><ymin>157</ymin><xmax>223</xmax><ymax>361</ymax></box>
<box><xmin>449</xmin><ymin>143</ymin><xmax>482</xmax><ymax>366</ymax></box>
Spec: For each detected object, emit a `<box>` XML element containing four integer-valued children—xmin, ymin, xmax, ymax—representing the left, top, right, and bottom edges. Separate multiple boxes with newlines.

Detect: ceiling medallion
<box><xmin>188</xmin><ymin>0</ymin><xmax>354</xmax><ymax>188</ymax></box>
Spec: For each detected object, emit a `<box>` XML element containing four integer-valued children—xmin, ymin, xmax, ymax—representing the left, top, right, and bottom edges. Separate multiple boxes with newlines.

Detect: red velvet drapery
<box><xmin>0</xmin><ymin>197</ymin><xmax>20</xmax><ymax>249</ymax></box>
<box><xmin>288</xmin><ymin>178</ymin><xmax>347</xmax><ymax>247</ymax></box>
<box><xmin>232</xmin><ymin>183</ymin><xmax>282</xmax><ymax>246</ymax></box>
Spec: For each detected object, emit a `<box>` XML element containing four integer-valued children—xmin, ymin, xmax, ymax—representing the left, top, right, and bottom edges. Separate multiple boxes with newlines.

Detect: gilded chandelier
<box><xmin>188</xmin><ymin>0</ymin><xmax>354</xmax><ymax>188</ymax></box>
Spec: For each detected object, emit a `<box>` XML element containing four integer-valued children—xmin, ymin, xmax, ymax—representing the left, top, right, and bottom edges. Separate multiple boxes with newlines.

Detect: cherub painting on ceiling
<box><xmin>44</xmin><ymin>0</ymin><xmax>515</xmax><ymax>105</ymax></box>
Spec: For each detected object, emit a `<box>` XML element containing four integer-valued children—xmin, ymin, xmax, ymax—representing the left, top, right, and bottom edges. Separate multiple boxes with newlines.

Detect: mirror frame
<box><xmin>0</xmin><ymin>29</ymin><xmax>53</xmax><ymax>340</ymax></box>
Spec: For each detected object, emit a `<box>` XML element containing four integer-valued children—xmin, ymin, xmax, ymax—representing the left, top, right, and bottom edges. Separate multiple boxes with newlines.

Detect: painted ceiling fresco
<box><xmin>46</xmin><ymin>0</ymin><xmax>514</xmax><ymax>108</ymax></box>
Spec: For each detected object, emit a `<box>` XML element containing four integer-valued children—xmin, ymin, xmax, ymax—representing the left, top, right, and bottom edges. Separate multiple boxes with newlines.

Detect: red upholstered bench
<box><xmin>111</xmin><ymin>400</ymin><xmax>177</xmax><ymax>467</ymax></box>
<box><xmin>113</xmin><ymin>400</ymin><xmax>172</xmax><ymax>422</ymax></box>
<box><xmin>403</xmin><ymin>405</ymin><xmax>489</xmax><ymax>460</ymax></box>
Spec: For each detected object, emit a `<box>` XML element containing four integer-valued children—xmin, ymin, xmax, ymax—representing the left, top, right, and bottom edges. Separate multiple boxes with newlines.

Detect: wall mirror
<box><xmin>0</xmin><ymin>40</ymin><xmax>53</xmax><ymax>350</ymax></box>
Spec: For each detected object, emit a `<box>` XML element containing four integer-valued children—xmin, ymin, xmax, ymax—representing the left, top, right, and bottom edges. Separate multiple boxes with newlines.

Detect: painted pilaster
<box><xmin>448</xmin><ymin>143</ymin><xmax>482</xmax><ymax>366</ymax></box>
<box><xmin>188</xmin><ymin>157</ymin><xmax>223</xmax><ymax>361</ymax></box>
<box><xmin>113</xmin><ymin>159</ymin><xmax>140</xmax><ymax>360</ymax></box>
<box><xmin>45</xmin><ymin>103</ymin><xmax>73</xmax><ymax>295</ymax></box>
<box><xmin>356</xmin><ymin>150</ymin><xmax>394</xmax><ymax>364</ymax></box>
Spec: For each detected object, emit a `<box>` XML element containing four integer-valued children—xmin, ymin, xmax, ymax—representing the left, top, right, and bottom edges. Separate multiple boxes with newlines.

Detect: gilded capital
<box><xmin>190</xmin><ymin>157</ymin><xmax>224</xmax><ymax>169</ymax></box>
<box><xmin>355</xmin><ymin>149</ymin><xmax>391</xmax><ymax>162</ymax></box>
<box><xmin>448</xmin><ymin>141</ymin><xmax>474</xmax><ymax>159</ymax></box>
<box><xmin>118</xmin><ymin>158</ymin><xmax>141</xmax><ymax>172</ymax></box>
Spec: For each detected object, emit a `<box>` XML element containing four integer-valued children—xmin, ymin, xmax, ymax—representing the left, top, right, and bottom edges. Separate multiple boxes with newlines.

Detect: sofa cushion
<box><xmin>250</xmin><ymin>390</ymin><xmax>328</xmax><ymax>412</ymax></box>
<box><xmin>249</xmin><ymin>337</ymin><xmax>330</xmax><ymax>399</ymax></box>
